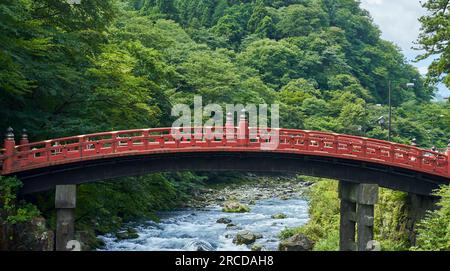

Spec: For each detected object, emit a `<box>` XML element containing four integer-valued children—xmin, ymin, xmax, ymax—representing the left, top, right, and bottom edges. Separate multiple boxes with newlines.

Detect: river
<box><xmin>99</xmin><ymin>196</ymin><xmax>309</xmax><ymax>251</ymax></box>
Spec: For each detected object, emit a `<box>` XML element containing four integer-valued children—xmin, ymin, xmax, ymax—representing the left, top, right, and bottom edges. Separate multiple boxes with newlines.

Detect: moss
<box><xmin>271</xmin><ymin>213</ymin><xmax>288</xmax><ymax>219</ymax></box>
<box><xmin>222</xmin><ymin>201</ymin><xmax>251</xmax><ymax>213</ymax></box>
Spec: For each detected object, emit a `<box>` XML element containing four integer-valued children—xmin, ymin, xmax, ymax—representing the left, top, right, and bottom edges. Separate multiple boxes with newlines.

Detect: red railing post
<box><xmin>111</xmin><ymin>133</ymin><xmax>117</xmax><ymax>153</ymax></box>
<box><xmin>79</xmin><ymin>136</ymin><xmax>85</xmax><ymax>158</ymax></box>
<box><xmin>45</xmin><ymin>141</ymin><xmax>51</xmax><ymax>162</ymax></box>
<box><xmin>143</xmin><ymin>130</ymin><xmax>149</xmax><ymax>150</ymax></box>
<box><xmin>238</xmin><ymin>109</ymin><xmax>249</xmax><ymax>146</ymax></box>
<box><xmin>361</xmin><ymin>138</ymin><xmax>366</xmax><ymax>157</ymax></box>
<box><xmin>20</xmin><ymin>129</ymin><xmax>29</xmax><ymax>146</ymax></box>
<box><xmin>3</xmin><ymin>127</ymin><xmax>16</xmax><ymax>173</ymax></box>
<box><xmin>20</xmin><ymin>129</ymin><xmax>30</xmax><ymax>167</ymax></box>
<box><xmin>225</xmin><ymin>112</ymin><xmax>234</xmax><ymax>144</ymax></box>
<box><xmin>447</xmin><ymin>139</ymin><xmax>450</xmax><ymax>175</ymax></box>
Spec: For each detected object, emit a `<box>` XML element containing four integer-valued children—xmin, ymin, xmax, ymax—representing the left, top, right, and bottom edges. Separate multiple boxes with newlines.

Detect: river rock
<box><xmin>222</xmin><ymin>201</ymin><xmax>250</xmax><ymax>213</ymax></box>
<box><xmin>233</xmin><ymin>231</ymin><xmax>259</xmax><ymax>245</ymax></box>
<box><xmin>183</xmin><ymin>240</ymin><xmax>215</xmax><ymax>251</ymax></box>
<box><xmin>226</xmin><ymin>223</ymin><xmax>241</xmax><ymax>230</ymax></box>
<box><xmin>301</xmin><ymin>181</ymin><xmax>314</xmax><ymax>187</ymax></box>
<box><xmin>251</xmin><ymin>244</ymin><xmax>264</xmax><ymax>251</ymax></box>
<box><xmin>278</xmin><ymin>234</ymin><xmax>313</xmax><ymax>251</ymax></box>
<box><xmin>116</xmin><ymin>228</ymin><xmax>139</xmax><ymax>240</ymax></box>
<box><xmin>217</xmin><ymin>218</ymin><xmax>232</xmax><ymax>224</ymax></box>
<box><xmin>271</xmin><ymin>213</ymin><xmax>288</xmax><ymax>219</ymax></box>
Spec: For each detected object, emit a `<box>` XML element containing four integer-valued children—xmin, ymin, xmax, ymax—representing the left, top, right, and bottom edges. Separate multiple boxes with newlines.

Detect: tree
<box><xmin>417</xmin><ymin>0</ymin><xmax>450</xmax><ymax>88</ymax></box>
<box><xmin>275</xmin><ymin>3</ymin><xmax>329</xmax><ymax>38</ymax></box>
<box><xmin>212</xmin><ymin>15</ymin><xmax>245</xmax><ymax>45</ymax></box>
<box><xmin>176</xmin><ymin>49</ymin><xmax>242</xmax><ymax>104</ymax></box>
<box><xmin>0</xmin><ymin>0</ymin><xmax>45</xmax><ymax>95</ymax></box>
<box><xmin>141</xmin><ymin>0</ymin><xmax>178</xmax><ymax>19</ymax></box>
<box><xmin>277</xmin><ymin>79</ymin><xmax>320</xmax><ymax>129</ymax></box>
<box><xmin>247</xmin><ymin>0</ymin><xmax>269</xmax><ymax>32</ymax></box>
<box><xmin>238</xmin><ymin>39</ymin><xmax>306</xmax><ymax>88</ymax></box>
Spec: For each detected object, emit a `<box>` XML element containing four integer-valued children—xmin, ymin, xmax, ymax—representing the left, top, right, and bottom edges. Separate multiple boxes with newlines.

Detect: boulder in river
<box><xmin>183</xmin><ymin>240</ymin><xmax>215</xmax><ymax>251</ymax></box>
<box><xmin>222</xmin><ymin>201</ymin><xmax>250</xmax><ymax>213</ymax></box>
<box><xmin>116</xmin><ymin>228</ymin><xmax>139</xmax><ymax>240</ymax></box>
<box><xmin>216</xmin><ymin>218</ymin><xmax>232</xmax><ymax>224</ymax></box>
<box><xmin>233</xmin><ymin>230</ymin><xmax>260</xmax><ymax>245</ymax></box>
<box><xmin>226</xmin><ymin>223</ymin><xmax>242</xmax><ymax>230</ymax></box>
<box><xmin>278</xmin><ymin>234</ymin><xmax>313</xmax><ymax>251</ymax></box>
<box><xmin>271</xmin><ymin>213</ymin><xmax>288</xmax><ymax>219</ymax></box>
<box><xmin>251</xmin><ymin>244</ymin><xmax>264</xmax><ymax>251</ymax></box>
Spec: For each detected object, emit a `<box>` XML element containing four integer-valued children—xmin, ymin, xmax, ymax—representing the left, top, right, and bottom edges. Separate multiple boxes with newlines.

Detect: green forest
<box><xmin>0</xmin><ymin>0</ymin><xmax>449</xmax><ymax>251</ymax></box>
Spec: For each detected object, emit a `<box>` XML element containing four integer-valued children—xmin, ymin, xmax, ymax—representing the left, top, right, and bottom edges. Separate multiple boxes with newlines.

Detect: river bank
<box><xmin>186</xmin><ymin>176</ymin><xmax>312</xmax><ymax>208</ymax></box>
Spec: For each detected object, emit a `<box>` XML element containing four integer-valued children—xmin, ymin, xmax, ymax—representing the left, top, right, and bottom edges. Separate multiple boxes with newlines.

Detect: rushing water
<box><xmin>100</xmin><ymin>197</ymin><xmax>309</xmax><ymax>251</ymax></box>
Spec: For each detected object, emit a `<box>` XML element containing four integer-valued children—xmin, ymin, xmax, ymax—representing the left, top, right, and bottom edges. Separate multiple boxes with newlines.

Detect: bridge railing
<box><xmin>0</xmin><ymin>127</ymin><xmax>449</xmax><ymax>178</ymax></box>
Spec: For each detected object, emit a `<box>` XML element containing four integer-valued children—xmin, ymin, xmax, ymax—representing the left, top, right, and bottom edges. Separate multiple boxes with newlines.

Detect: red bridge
<box><xmin>2</xmin><ymin>123</ymin><xmax>449</xmax><ymax>251</ymax></box>
<box><xmin>1</xmin><ymin>124</ymin><xmax>449</xmax><ymax>195</ymax></box>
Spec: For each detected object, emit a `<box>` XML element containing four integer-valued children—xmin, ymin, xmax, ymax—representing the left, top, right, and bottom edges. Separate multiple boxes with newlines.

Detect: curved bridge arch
<box><xmin>1</xmin><ymin>127</ymin><xmax>449</xmax><ymax>195</ymax></box>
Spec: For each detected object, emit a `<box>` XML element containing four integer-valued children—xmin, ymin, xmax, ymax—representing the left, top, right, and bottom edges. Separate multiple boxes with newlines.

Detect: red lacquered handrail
<box><xmin>0</xmin><ymin>127</ymin><xmax>449</xmax><ymax>179</ymax></box>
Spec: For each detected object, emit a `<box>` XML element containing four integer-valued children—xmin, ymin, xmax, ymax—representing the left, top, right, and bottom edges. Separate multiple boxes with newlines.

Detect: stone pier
<box><xmin>339</xmin><ymin>181</ymin><xmax>379</xmax><ymax>251</ymax></box>
<box><xmin>339</xmin><ymin>181</ymin><xmax>357</xmax><ymax>251</ymax></box>
<box><xmin>55</xmin><ymin>185</ymin><xmax>76</xmax><ymax>251</ymax></box>
<box><xmin>405</xmin><ymin>193</ymin><xmax>438</xmax><ymax>245</ymax></box>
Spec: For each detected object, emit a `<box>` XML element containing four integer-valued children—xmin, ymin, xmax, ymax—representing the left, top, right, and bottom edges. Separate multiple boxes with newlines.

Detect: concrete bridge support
<box><xmin>339</xmin><ymin>181</ymin><xmax>379</xmax><ymax>251</ymax></box>
<box><xmin>55</xmin><ymin>185</ymin><xmax>76</xmax><ymax>251</ymax></box>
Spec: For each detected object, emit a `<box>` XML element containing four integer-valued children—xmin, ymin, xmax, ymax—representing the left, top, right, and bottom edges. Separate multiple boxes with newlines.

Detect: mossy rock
<box><xmin>233</xmin><ymin>231</ymin><xmax>258</xmax><ymax>245</ymax></box>
<box><xmin>271</xmin><ymin>213</ymin><xmax>288</xmax><ymax>219</ymax></box>
<box><xmin>116</xmin><ymin>228</ymin><xmax>139</xmax><ymax>240</ymax></box>
<box><xmin>279</xmin><ymin>234</ymin><xmax>313</xmax><ymax>251</ymax></box>
<box><xmin>222</xmin><ymin>201</ymin><xmax>250</xmax><ymax>213</ymax></box>
<box><xmin>251</xmin><ymin>244</ymin><xmax>264</xmax><ymax>251</ymax></box>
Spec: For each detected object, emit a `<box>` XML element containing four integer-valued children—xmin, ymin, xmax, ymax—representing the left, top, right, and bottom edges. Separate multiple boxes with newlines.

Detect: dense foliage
<box><xmin>0</xmin><ymin>177</ymin><xmax>39</xmax><ymax>225</ymax></box>
<box><xmin>0</xmin><ymin>176</ymin><xmax>40</xmax><ymax>249</ymax></box>
<box><xmin>414</xmin><ymin>185</ymin><xmax>450</xmax><ymax>251</ymax></box>
<box><xmin>0</xmin><ymin>0</ymin><xmax>449</xmax><ymax>249</ymax></box>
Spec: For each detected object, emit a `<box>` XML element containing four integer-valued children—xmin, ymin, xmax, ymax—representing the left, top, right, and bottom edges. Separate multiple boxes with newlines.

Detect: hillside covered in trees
<box><xmin>0</xmin><ymin>0</ymin><xmax>449</xmax><ymax>250</ymax></box>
